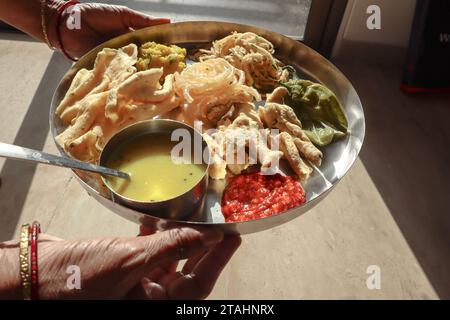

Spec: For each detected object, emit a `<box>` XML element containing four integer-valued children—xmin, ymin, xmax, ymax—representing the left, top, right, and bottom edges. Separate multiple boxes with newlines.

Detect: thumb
<box><xmin>120</xmin><ymin>7</ymin><xmax>171</xmax><ymax>30</ymax></box>
<box><xmin>122</xmin><ymin>227</ymin><xmax>223</xmax><ymax>278</ymax></box>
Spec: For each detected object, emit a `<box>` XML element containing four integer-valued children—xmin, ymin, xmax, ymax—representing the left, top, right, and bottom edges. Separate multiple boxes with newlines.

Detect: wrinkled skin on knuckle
<box><xmin>144</xmin><ymin>228</ymin><xmax>202</xmax><ymax>265</ymax></box>
<box><xmin>167</xmin><ymin>228</ymin><xmax>202</xmax><ymax>258</ymax></box>
<box><xmin>168</xmin><ymin>228</ymin><xmax>187</xmax><ymax>252</ymax></box>
<box><xmin>110</xmin><ymin>229</ymin><xmax>198</xmax><ymax>272</ymax></box>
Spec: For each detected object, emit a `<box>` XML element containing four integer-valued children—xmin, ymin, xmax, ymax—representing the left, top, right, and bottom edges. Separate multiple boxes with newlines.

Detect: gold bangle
<box><xmin>40</xmin><ymin>0</ymin><xmax>55</xmax><ymax>49</ymax></box>
<box><xmin>19</xmin><ymin>224</ymin><xmax>31</xmax><ymax>300</ymax></box>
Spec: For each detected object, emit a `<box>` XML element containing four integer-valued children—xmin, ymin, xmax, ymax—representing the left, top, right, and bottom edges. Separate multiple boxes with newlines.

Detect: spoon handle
<box><xmin>0</xmin><ymin>142</ymin><xmax>129</xmax><ymax>179</ymax></box>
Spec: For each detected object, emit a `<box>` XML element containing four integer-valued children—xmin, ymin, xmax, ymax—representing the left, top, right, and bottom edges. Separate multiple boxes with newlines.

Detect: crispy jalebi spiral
<box><xmin>174</xmin><ymin>58</ymin><xmax>261</xmax><ymax>126</ymax></box>
<box><xmin>199</xmin><ymin>32</ymin><xmax>286</xmax><ymax>90</ymax></box>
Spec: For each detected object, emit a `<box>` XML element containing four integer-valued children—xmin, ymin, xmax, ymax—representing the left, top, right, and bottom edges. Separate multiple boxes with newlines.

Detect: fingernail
<box><xmin>201</xmin><ymin>230</ymin><xmax>223</xmax><ymax>246</ymax></box>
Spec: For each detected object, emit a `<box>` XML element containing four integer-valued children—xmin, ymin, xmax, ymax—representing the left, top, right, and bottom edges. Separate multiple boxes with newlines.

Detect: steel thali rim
<box><xmin>49</xmin><ymin>21</ymin><xmax>365</xmax><ymax>231</ymax></box>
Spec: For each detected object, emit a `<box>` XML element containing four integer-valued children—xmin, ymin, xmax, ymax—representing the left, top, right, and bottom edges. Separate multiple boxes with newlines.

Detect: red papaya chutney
<box><xmin>221</xmin><ymin>172</ymin><xmax>306</xmax><ymax>222</ymax></box>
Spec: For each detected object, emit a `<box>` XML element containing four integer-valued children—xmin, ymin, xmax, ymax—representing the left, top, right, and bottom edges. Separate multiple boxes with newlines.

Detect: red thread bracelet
<box><xmin>30</xmin><ymin>222</ymin><xmax>42</xmax><ymax>300</ymax></box>
<box><xmin>56</xmin><ymin>1</ymin><xmax>80</xmax><ymax>62</ymax></box>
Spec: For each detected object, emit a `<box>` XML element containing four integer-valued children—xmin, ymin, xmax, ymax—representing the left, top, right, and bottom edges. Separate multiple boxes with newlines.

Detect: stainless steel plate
<box><xmin>50</xmin><ymin>21</ymin><xmax>365</xmax><ymax>235</ymax></box>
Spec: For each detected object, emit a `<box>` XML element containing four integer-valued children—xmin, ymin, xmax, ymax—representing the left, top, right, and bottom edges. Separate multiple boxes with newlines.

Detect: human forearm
<box><xmin>0</xmin><ymin>0</ymin><xmax>172</xmax><ymax>60</ymax></box>
<box><xmin>0</xmin><ymin>0</ymin><xmax>63</xmax><ymax>49</ymax></box>
<box><xmin>0</xmin><ymin>242</ymin><xmax>22</xmax><ymax>299</ymax></box>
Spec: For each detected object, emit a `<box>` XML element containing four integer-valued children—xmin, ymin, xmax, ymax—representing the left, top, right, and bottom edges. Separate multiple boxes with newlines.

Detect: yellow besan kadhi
<box><xmin>105</xmin><ymin>133</ymin><xmax>206</xmax><ymax>202</ymax></box>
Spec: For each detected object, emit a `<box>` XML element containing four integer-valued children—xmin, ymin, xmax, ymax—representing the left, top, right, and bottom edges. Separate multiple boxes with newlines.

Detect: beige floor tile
<box><xmin>44</xmin><ymin>176</ymin><xmax>137</xmax><ymax>239</ymax></box>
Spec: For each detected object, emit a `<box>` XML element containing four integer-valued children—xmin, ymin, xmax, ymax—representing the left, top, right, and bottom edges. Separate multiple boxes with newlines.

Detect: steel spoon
<box><xmin>0</xmin><ymin>142</ymin><xmax>130</xmax><ymax>179</ymax></box>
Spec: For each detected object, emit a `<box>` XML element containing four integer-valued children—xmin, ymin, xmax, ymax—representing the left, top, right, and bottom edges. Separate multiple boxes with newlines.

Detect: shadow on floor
<box><xmin>0</xmin><ymin>30</ymin><xmax>38</xmax><ymax>42</ymax></box>
<box><xmin>0</xmin><ymin>52</ymin><xmax>71</xmax><ymax>241</ymax></box>
<box><xmin>336</xmin><ymin>61</ymin><xmax>450</xmax><ymax>299</ymax></box>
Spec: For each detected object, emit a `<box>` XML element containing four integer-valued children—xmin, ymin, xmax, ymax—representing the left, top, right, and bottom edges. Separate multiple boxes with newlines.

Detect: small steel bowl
<box><xmin>99</xmin><ymin>119</ymin><xmax>210</xmax><ymax>221</ymax></box>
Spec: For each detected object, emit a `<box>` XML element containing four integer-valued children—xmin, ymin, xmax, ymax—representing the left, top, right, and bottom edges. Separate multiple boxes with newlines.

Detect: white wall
<box><xmin>333</xmin><ymin>0</ymin><xmax>417</xmax><ymax>56</ymax></box>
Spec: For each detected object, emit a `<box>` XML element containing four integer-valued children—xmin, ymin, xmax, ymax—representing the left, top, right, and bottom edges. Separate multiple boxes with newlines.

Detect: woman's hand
<box><xmin>58</xmin><ymin>3</ymin><xmax>170</xmax><ymax>59</ymax></box>
<box><xmin>33</xmin><ymin>228</ymin><xmax>240</xmax><ymax>299</ymax></box>
<box><xmin>127</xmin><ymin>227</ymin><xmax>241</xmax><ymax>299</ymax></box>
<box><xmin>0</xmin><ymin>1</ymin><xmax>162</xmax><ymax>60</ymax></box>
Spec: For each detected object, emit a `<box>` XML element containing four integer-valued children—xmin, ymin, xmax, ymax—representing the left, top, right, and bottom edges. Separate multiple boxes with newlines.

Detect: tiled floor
<box><xmin>0</xmin><ymin>32</ymin><xmax>449</xmax><ymax>299</ymax></box>
<box><xmin>336</xmin><ymin>60</ymin><xmax>450</xmax><ymax>299</ymax></box>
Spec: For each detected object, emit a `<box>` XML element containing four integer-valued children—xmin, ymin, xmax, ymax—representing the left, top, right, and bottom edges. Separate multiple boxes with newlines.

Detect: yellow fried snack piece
<box><xmin>56</xmin><ymin>73</ymin><xmax>180</xmax><ymax>163</ymax></box>
<box><xmin>260</xmin><ymin>101</ymin><xmax>323</xmax><ymax>167</ymax></box>
<box><xmin>104</xmin><ymin>68</ymin><xmax>174</xmax><ymax>122</ymax></box>
<box><xmin>199</xmin><ymin>32</ymin><xmax>286</xmax><ymax>90</ymax></box>
<box><xmin>56</xmin><ymin>44</ymin><xmax>138</xmax><ymax>121</ymax></box>
<box><xmin>136</xmin><ymin>41</ymin><xmax>186</xmax><ymax>77</ymax></box>
<box><xmin>279</xmin><ymin>132</ymin><xmax>312</xmax><ymax>181</ymax></box>
<box><xmin>173</xmin><ymin>58</ymin><xmax>261</xmax><ymax>126</ymax></box>
<box><xmin>56</xmin><ymin>43</ymin><xmax>181</xmax><ymax>164</ymax></box>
